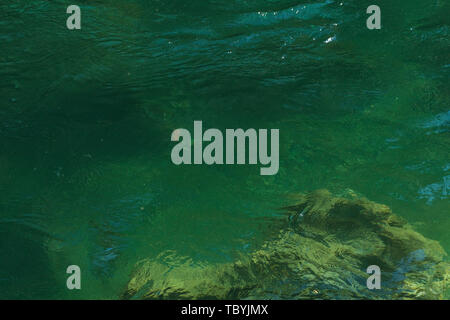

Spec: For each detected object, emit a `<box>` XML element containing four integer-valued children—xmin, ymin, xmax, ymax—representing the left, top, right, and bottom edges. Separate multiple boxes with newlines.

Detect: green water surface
<box><xmin>0</xmin><ymin>0</ymin><xmax>448</xmax><ymax>299</ymax></box>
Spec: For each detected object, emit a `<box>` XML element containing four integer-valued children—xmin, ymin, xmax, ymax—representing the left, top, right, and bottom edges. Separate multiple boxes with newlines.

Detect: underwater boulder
<box><xmin>122</xmin><ymin>190</ymin><xmax>448</xmax><ymax>299</ymax></box>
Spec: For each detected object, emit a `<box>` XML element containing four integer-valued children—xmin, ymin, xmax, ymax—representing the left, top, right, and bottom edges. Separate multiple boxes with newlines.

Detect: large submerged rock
<box><xmin>122</xmin><ymin>190</ymin><xmax>448</xmax><ymax>299</ymax></box>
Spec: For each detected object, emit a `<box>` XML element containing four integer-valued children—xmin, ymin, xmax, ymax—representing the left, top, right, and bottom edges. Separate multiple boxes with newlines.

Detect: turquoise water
<box><xmin>0</xmin><ymin>0</ymin><xmax>448</xmax><ymax>299</ymax></box>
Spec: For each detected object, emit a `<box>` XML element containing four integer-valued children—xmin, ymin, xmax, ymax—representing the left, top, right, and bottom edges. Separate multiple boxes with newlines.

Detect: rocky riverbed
<box><xmin>122</xmin><ymin>190</ymin><xmax>448</xmax><ymax>300</ymax></box>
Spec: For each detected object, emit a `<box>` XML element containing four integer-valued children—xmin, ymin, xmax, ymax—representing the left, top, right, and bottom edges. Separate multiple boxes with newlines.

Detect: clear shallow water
<box><xmin>0</xmin><ymin>0</ymin><xmax>448</xmax><ymax>299</ymax></box>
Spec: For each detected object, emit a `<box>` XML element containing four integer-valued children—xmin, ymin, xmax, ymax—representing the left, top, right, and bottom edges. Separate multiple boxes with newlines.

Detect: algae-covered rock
<box><xmin>122</xmin><ymin>190</ymin><xmax>449</xmax><ymax>299</ymax></box>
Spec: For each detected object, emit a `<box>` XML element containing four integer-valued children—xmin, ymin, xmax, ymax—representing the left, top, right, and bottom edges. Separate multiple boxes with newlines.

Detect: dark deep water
<box><xmin>0</xmin><ymin>0</ymin><xmax>449</xmax><ymax>299</ymax></box>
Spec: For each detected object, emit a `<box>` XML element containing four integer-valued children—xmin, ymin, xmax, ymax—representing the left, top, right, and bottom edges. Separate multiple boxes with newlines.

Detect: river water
<box><xmin>0</xmin><ymin>0</ymin><xmax>448</xmax><ymax>299</ymax></box>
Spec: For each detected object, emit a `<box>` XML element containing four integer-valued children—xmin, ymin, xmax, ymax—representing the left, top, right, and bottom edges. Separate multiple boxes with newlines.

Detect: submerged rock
<box><xmin>122</xmin><ymin>190</ymin><xmax>448</xmax><ymax>299</ymax></box>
